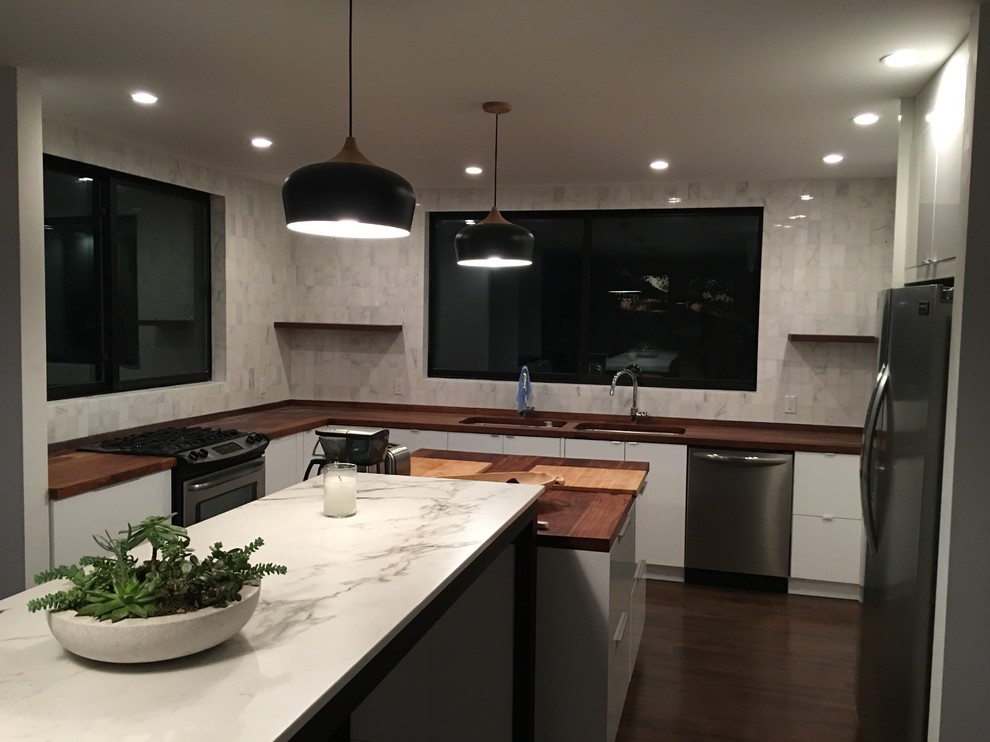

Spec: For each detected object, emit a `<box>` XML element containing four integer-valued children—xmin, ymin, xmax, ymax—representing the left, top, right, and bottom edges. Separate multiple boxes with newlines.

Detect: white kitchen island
<box><xmin>0</xmin><ymin>473</ymin><xmax>542</xmax><ymax>741</ymax></box>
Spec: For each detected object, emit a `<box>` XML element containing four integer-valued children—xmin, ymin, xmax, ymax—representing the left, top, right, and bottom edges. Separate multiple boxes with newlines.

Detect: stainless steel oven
<box><xmin>80</xmin><ymin>426</ymin><xmax>270</xmax><ymax>526</ymax></box>
<box><xmin>180</xmin><ymin>456</ymin><xmax>265</xmax><ymax>526</ymax></box>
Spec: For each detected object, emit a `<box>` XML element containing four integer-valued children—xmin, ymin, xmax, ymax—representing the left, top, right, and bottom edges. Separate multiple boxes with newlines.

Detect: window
<box><xmin>428</xmin><ymin>207</ymin><xmax>762</xmax><ymax>391</ymax></box>
<box><xmin>43</xmin><ymin>155</ymin><xmax>211</xmax><ymax>400</ymax></box>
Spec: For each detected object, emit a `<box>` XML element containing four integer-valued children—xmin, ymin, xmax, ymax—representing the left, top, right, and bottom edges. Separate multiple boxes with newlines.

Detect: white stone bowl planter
<box><xmin>46</xmin><ymin>585</ymin><xmax>261</xmax><ymax>663</ymax></box>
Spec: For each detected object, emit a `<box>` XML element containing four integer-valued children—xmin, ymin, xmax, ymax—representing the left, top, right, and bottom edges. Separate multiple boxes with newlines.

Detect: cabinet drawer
<box><xmin>790</xmin><ymin>514</ymin><xmax>865</xmax><ymax>585</ymax></box>
<box><xmin>793</xmin><ymin>452</ymin><xmax>861</xmax><ymax>519</ymax></box>
<box><xmin>503</xmin><ymin>434</ymin><xmax>561</xmax><ymax>457</ymax></box>
<box><xmin>388</xmin><ymin>428</ymin><xmax>449</xmax><ymax>452</ymax></box>
<box><xmin>447</xmin><ymin>432</ymin><xmax>503</xmax><ymax>454</ymax></box>
<box><xmin>564</xmin><ymin>437</ymin><xmax>624</xmax><ymax>460</ymax></box>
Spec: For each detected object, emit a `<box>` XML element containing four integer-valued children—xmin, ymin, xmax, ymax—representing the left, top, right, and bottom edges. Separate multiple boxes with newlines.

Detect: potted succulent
<box><xmin>28</xmin><ymin>515</ymin><xmax>286</xmax><ymax>663</ymax></box>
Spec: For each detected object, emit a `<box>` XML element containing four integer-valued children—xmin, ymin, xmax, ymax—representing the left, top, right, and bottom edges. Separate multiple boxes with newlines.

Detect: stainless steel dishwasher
<box><xmin>685</xmin><ymin>448</ymin><xmax>794</xmax><ymax>591</ymax></box>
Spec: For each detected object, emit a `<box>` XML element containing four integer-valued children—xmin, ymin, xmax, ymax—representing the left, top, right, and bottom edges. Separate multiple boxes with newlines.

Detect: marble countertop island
<box><xmin>0</xmin><ymin>473</ymin><xmax>543</xmax><ymax>741</ymax></box>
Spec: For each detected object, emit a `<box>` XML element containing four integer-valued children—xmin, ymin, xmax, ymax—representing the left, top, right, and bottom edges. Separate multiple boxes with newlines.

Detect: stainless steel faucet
<box><xmin>610</xmin><ymin>366</ymin><xmax>648</xmax><ymax>422</ymax></box>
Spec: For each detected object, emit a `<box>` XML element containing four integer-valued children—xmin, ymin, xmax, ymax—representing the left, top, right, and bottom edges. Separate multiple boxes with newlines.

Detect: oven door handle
<box><xmin>186</xmin><ymin>458</ymin><xmax>265</xmax><ymax>491</ymax></box>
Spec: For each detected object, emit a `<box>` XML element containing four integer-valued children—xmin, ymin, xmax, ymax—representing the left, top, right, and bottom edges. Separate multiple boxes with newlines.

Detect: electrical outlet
<box><xmin>393</xmin><ymin>377</ymin><xmax>404</xmax><ymax>396</ymax></box>
<box><xmin>784</xmin><ymin>395</ymin><xmax>797</xmax><ymax>414</ymax></box>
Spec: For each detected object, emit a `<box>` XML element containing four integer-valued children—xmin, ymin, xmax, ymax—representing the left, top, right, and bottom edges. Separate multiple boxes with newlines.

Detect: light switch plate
<box><xmin>393</xmin><ymin>378</ymin><xmax>404</xmax><ymax>396</ymax></box>
<box><xmin>784</xmin><ymin>395</ymin><xmax>797</xmax><ymax>414</ymax></box>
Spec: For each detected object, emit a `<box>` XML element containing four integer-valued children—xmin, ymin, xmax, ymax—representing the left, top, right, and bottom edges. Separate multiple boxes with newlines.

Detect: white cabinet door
<box><xmin>626</xmin><ymin>441</ymin><xmax>687</xmax><ymax>568</ymax></box>
<box><xmin>563</xmin><ymin>437</ymin><xmax>624</xmax><ymax>461</ymax></box>
<box><xmin>447</xmin><ymin>431</ymin><xmax>504</xmax><ymax>454</ymax></box>
<box><xmin>503</xmin><ymin>434</ymin><xmax>561</xmax><ymax>457</ymax></box>
<box><xmin>265</xmin><ymin>433</ymin><xmax>302</xmax><ymax>495</ymax></box>
<box><xmin>793</xmin><ymin>452</ymin><xmax>861</xmax><ymax>519</ymax></box>
<box><xmin>299</xmin><ymin>427</ymin><xmax>323</xmax><ymax>481</ymax></box>
<box><xmin>50</xmin><ymin>471</ymin><xmax>172</xmax><ymax>567</ymax></box>
<box><xmin>790</xmin><ymin>514</ymin><xmax>865</xmax><ymax>584</ymax></box>
<box><xmin>387</xmin><ymin>427</ymin><xmax>449</xmax><ymax>453</ymax></box>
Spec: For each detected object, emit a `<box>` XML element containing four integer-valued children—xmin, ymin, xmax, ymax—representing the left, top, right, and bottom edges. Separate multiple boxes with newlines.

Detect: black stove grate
<box><xmin>95</xmin><ymin>426</ymin><xmax>243</xmax><ymax>456</ymax></box>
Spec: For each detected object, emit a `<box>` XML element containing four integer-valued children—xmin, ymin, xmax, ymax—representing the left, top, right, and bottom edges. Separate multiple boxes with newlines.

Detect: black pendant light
<box><xmin>455</xmin><ymin>102</ymin><xmax>534</xmax><ymax>267</ymax></box>
<box><xmin>282</xmin><ymin>0</ymin><xmax>415</xmax><ymax>238</ymax></box>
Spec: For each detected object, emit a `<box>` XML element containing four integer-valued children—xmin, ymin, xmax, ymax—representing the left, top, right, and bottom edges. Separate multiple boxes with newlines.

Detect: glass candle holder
<box><xmin>322</xmin><ymin>462</ymin><xmax>357</xmax><ymax>518</ymax></box>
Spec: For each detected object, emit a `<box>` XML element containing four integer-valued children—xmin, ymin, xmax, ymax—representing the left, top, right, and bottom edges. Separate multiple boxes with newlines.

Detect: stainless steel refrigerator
<box><xmin>858</xmin><ymin>284</ymin><xmax>953</xmax><ymax>742</ymax></box>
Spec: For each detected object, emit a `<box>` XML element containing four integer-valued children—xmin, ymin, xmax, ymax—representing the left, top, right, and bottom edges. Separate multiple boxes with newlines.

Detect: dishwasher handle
<box><xmin>692</xmin><ymin>451</ymin><xmax>792</xmax><ymax>467</ymax></box>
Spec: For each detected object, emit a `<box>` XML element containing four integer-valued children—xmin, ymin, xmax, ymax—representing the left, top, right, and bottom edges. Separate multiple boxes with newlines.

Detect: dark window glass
<box><xmin>43</xmin><ymin>156</ymin><xmax>211</xmax><ymax>400</ymax></box>
<box><xmin>430</xmin><ymin>216</ymin><xmax>583</xmax><ymax>377</ymax></box>
<box><xmin>428</xmin><ymin>207</ymin><xmax>762</xmax><ymax>391</ymax></box>
<box><xmin>43</xmin><ymin>170</ymin><xmax>103</xmax><ymax>393</ymax></box>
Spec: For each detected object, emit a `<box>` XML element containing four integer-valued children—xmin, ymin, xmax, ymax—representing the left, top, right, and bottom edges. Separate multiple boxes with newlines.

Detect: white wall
<box><xmin>0</xmin><ymin>67</ymin><xmax>49</xmax><ymax>596</ymax></box>
<box><xmin>287</xmin><ymin>178</ymin><xmax>894</xmax><ymax>426</ymax></box>
<box><xmin>44</xmin><ymin>123</ymin><xmax>293</xmax><ymax>443</ymax></box>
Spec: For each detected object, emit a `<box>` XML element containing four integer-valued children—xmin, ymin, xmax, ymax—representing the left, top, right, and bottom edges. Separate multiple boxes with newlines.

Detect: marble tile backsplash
<box><xmin>41</xmin><ymin>121</ymin><xmax>892</xmax><ymax>440</ymax></box>
<box><xmin>286</xmin><ymin>178</ymin><xmax>893</xmax><ymax>426</ymax></box>
<box><xmin>45</xmin><ymin>123</ymin><xmax>292</xmax><ymax>443</ymax></box>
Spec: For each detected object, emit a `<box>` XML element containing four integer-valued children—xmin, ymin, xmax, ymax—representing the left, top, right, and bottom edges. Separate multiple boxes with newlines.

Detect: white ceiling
<box><xmin>0</xmin><ymin>0</ymin><xmax>976</xmax><ymax>190</ymax></box>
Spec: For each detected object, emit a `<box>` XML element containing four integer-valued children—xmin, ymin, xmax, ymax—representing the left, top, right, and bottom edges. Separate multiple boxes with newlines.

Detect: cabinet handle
<box><xmin>613</xmin><ymin>611</ymin><xmax>629</xmax><ymax>643</ymax></box>
<box><xmin>611</xmin><ymin>441</ymin><xmax>622</xmax><ymax>446</ymax></box>
<box><xmin>505</xmin><ymin>435</ymin><xmax>515</xmax><ymax>439</ymax></box>
<box><xmin>490</xmin><ymin>434</ymin><xmax>499</xmax><ymax>438</ymax></box>
<box><xmin>408</xmin><ymin>429</ymin><xmax>420</xmax><ymax>433</ymax></box>
<box><xmin>619</xmin><ymin>512</ymin><xmax>633</xmax><ymax>538</ymax></box>
<box><xmin>822</xmin><ymin>514</ymin><xmax>834</xmax><ymax>522</ymax></box>
<box><xmin>634</xmin><ymin>559</ymin><xmax>647</xmax><ymax>581</ymax></box>
<box><xmin>628</xmin><ymin>441</ymin><xmax>638</xmax><ymax>446</ymax></box>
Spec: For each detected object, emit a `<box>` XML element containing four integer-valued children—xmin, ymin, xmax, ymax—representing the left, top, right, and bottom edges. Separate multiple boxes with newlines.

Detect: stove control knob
<box><xmin>188</xmin><ymin>451</ymin><xmax>199</xmax><ymax>460</ymax></box>
<box><xmin>245</xmin><ymin>434</ymin><xmax>255</xmax><ymax>443</ymax></box>
<box><xmin>199</xmin><ymin>448</ymin><xmax>208</xmax><ymax>457</ymax></box>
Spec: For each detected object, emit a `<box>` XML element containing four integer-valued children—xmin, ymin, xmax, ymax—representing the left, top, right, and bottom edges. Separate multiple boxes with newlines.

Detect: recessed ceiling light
<box><xmin>788</xmin><ymin>214</ymin><xmax>807</xmax><ymax>220</ymax></box>
<box><xmin>853</xmin><ymin>112</ymin><xmax>880</xmax><ymax>126</ymax></box>
<box><xmin>77</xmin><ymin>176</ymin><xmax>93</xmax><ymax>183</ymax></box>
<box><xmin>650</xmin><ymin>160</ymin><xmax>669</xmax><ymax>171</ymax></box>
<box><xmin>822</xmin><ymin>153</ymin><xmax>844</xmax><ymax>165</ymax></box>
<box><xmin>668</xmin><ymin>197</ymin><xmax>681</xmax><ymax>204</ymax></box>
<box><xmin>130</xmin><ymin>91</ymin><xmax>158</xmax><ymax>105</ymax></box>
<box><xmin>464</xmin><ymin>219</ymin><xmax>476</xmax><ymax>225</ymax></box>
<box><xmin>465</xmin><ymin>166</ymin><xmax>483</xmax><ymax>175</ymax></box>
<box><xmin>800</xmin><ymin>194</ymin><xmax>813</xmax><ymax>201</ymax></box>
<box><xmin>251</xmin><ymin>137</ymin><xmax>273</xmax><ymax>148</ymax></box>
<box><xmin>772</xmin><ymin>223</ymin><xmax>783</xmax><ymax>228</ymax></box>
<box><xmin>881</xmin><ymin>49</ymin><xmax>920</xmax><ymax>68</ymax></box>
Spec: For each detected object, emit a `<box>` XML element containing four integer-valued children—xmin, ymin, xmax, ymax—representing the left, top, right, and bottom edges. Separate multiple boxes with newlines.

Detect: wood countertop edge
<box><xmin>536</xmin><ymin>492</ymin><xmax>635</xmax><ymax>553</ymax></box>
<box><xmin>48</xmin><ymin>456</ymin><xmax>175</xmax><ymax>500</ymax></box>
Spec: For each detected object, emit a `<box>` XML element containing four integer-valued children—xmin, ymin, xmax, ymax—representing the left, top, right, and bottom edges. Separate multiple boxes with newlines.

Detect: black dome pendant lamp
<box><xmin>455</xmin><ymin>102</ymin><xmax>534</xmax><ymax>267</ymax></box>
<box><xmin>282</xmin><ymin>0</ymin><xmax>416</xmax><ymax>238</ymax></box>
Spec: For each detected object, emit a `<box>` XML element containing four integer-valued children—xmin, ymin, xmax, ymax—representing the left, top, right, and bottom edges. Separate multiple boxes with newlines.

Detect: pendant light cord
<box><xmin>492</xmin><ymin>112</ymin><xmax>500</xmax><ymax>208</ymax></box>
<box><xmin>348</xmin><ymin>0</ymin><xmax>353</xmax><ymax>138</ymax></box>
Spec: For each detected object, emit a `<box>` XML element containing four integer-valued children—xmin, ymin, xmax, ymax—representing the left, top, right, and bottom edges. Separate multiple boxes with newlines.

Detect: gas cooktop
<box><xmin>80</xmin><ymin>426</ymin><xmax>269</xmax><ymax>466</ymax></box>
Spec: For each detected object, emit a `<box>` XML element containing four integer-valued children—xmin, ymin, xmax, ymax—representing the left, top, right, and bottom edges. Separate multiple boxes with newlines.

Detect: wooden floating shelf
<box><xmin>787</xmin><ymin>334</ymin><xmax>877</xmax><ymax>344</ymax></box>
<box><xmin>274</xmin><ymin>322</ymin><xmax>402</xmax><ymax>332</ymax></box>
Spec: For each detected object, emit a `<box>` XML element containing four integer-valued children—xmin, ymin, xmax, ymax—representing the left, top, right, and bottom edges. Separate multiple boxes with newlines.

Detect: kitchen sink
<box><xmin>573</xmin><ymin>421</ymin><xmax>687</xmax><ymax>436</ymax></box>
<box><xmin>458</xmin><ymin>416</ymin><xmax>567</xmax><ymax>428</ymax></box>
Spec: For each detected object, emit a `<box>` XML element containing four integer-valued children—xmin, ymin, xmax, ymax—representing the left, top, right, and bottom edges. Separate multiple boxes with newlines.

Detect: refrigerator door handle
<box><xmin>860</xmin><ymin>364</ymin><xmax>889</xmax><ymax>552</ymax></box>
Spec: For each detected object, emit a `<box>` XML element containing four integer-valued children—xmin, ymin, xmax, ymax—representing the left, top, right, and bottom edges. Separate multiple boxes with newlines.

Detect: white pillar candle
<box><xmin>323</xmin><ymin>473</ymin><xmax>357</xmax><ymax>517</ymax></box>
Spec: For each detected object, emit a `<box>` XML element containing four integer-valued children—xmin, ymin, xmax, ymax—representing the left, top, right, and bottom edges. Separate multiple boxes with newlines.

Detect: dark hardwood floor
<box><xmin>617</xmin><ymin>580</ymin><xmax>861</xmax><ymax>741</ymax></box>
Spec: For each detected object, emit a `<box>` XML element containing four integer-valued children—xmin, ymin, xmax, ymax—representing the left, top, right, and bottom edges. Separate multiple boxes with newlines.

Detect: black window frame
<box><xmin>427</xmin><ymin>206</ymin><xmax>763</xmax><ymax>392</ymax></box>
<box><xmin>43</xmin><ymin>154</ymin><xmax>212</xmax><ymax>401</ymax></box>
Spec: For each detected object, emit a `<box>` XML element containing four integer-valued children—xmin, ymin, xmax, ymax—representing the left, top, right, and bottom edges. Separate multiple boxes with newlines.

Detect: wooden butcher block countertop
<box><xmin>410</xmin><ymin>449</ymin><xmax>645</xmax><ymax>552</ymax></box>
<box><xmin>48</xmin><ymin>399</ymin><xmax>860</xmax><ymax>501</ymax></box>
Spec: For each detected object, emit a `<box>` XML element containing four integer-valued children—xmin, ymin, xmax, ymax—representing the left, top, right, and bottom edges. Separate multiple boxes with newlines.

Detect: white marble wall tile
<box><xmin>286</xmin><ymin>177</ymin><xmax>893</xmax><ymax>427</ymax></box>
<box><xmin>44</xmin><ymin>123</ymin><xmax>293</xmax><ymax>442</ymax></box>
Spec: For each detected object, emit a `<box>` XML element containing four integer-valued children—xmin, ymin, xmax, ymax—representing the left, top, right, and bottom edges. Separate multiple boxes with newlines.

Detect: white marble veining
<box><xmin>0</xmin><ymin>474</ymin><xmax>542</xmax><ymax>741</ymax></box>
